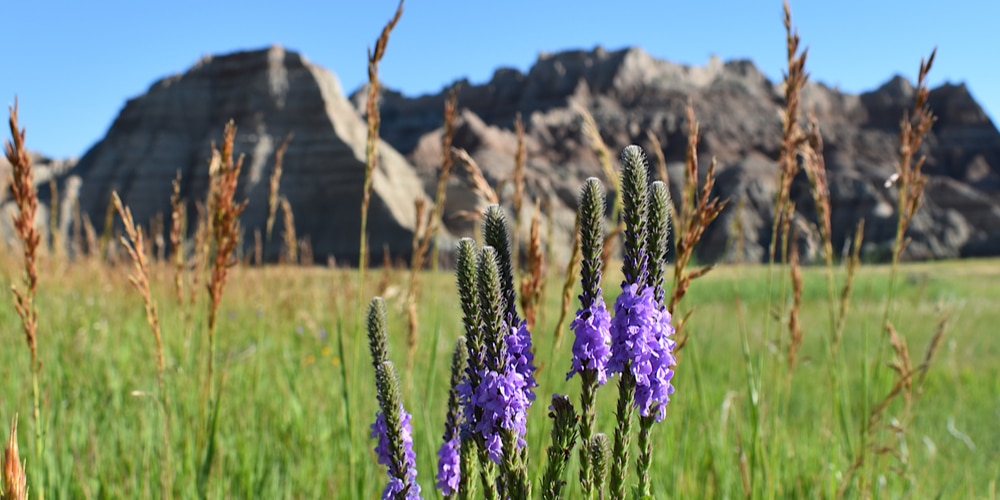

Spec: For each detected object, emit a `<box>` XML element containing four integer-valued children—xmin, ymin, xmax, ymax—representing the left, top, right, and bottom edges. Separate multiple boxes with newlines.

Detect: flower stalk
<box><xmin>367</xmin><ymin>297</ymin><xmax>421</xmax><ymax>499</ymax></box>
<box><xmin>567</xmin><ymin>178</ymin><xmax>612</xmax><ymax>496</ymax></box>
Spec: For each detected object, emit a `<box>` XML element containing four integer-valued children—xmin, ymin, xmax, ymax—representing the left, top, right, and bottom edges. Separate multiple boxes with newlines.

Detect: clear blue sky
<box><xmin>3</xmin><ymin>0</ymin><xmax>997</xmax><ymax>159</ymax></box>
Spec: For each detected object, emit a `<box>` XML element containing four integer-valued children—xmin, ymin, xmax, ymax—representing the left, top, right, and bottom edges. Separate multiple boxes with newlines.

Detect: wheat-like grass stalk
<box><xmin>839</xmin><ymin>49</ymin><xmax>940</xmax><ymax>498</ymax></box>
<box><xmin>2</xmin><ymin>416</ymin><xmax>26</xmax><ymax>500</ymax></box>
<box><xmin>800</xmin><ymin>112</ymin><xmax>848</xmax><ymax>356</ymax></box>
<box><xmin>111</xmin><ymin>192</ymin><xmax>173</xmax><ymax>499</ymax></box>
<box><xmin>298</xmin><ymin>237</ymin><xmax>313</xmax><ymax>266</ymax></box>
<box><xmin>915</xmin><ymin>316</ymin><xmax>948</xmax><ymax>393</ymax></box>
<box><xmin>6</xmin><ymin>104</ymin><xmax>40</xmax><ymax>350</ymax></box>
<box><xmin>185</xmin><ymin>201</ymin><xmax>209</xmax><ymax>350</ymax></box>
<box><xmin>47</xmin><ymin>177</ymin><xmax>60</xmax><ymax>259</ymax></box>
<box><xmin>451</xmin><ymin>147</ymin><xmax>498</xmax><ymax>207</ymax></box>
<box><xmin>519</xmin><ymin>202</ymin><xmax>544</xmax><ymax>330</ymax></box>
<box><xmin>280</xmin><ymin>196</ymin><xmax>297</xmax><ymax>264</ymax></box>
<box><xmin>359</xmin><ymin>0</ymin><xmax>403</xmax><ymax>277</ymax></box>
<box><xmin>82</xmin><ymin>214</ymin><xmax>98</xmax><ymax>260</ymax></box>
<box><xmin>889</xmin><ymin>49</ymin><xmax>937</xmax><ymax>264</ymax></box>
<box><xmin>538</xmin><ymin>197</ymin><xmax>555</xmax><ymax>328</ymax></box>
<box><xmin>249</xmin><ymin>229</ymin><xmax>261</xmax><ymax>265</ymax></box>
<box><xmin>861</xmin><ymin>78</ymin><xmax>939</xmax><ymax>488</ymax></box>
<box><xmin>405</xmin><ymin>197</ymin><xmax>428</xmax><ymax>374</ymax></box>
<box><xmin>671</xmin><ymin>103</ymin><xmax>727</xmax><ymax>351</ymax></box>
<box><xmin>405</xmin><ymin>90</ymin><xmax>459</xmax><ymax>372</ymax></box>
<box><xmin>551</xmin><ymin>211</ymin><xmax>581</xmax><ymax>350</ymax></box>
<box><xmin>169</xmin><ymin>171</ymin><xmax>186</xmax><ymax>303</ymax></box>
<box><xmin>839</xmin><ymin>315</ymin><xmax>949</xmax><ymax>496</ymax></box>
<box><xmin>196</xmin><ymin>121</ymin><xmax>247</xmax><ymax>497</ymax></box>
<box><xmin>884</xmin><ymin>323</ymin><xmax>913</xmax><ymax>406</ymax></box>
<box><xmin>646</xmin><ymin>130</ymin><xmax>669</xmax><ymax>185</ymax></box>
<box><xmin>265</xmin><ymin>133</ymin><xmax>292</xmax><ymax>245</ymax></box>
<box><xmin>786</xmin><ymin>225</ymin><xmax>803</xmax><ymax>373</ymax></box>
<box><xmin>150</xmin><ymin>213</ymin><xmax>165</xmax><ymax>263</ymax></box>
<box><xmin>428</xmin><ymin>89</ymin><xmax>458</xmax><ymax>271</ymax></box>
<box><xmin>802</xmin><ymin>114</ymin><xmax>832</xmax><ymax>264</ymax></box>
<box><xmin>769</xmin><ymin>0</ymin><xmax>809</xmax><ymax>264</ymax></box>
<box><xmin>5</xmin><ymin>101</ymin><xmax>44</xmax><ymax>500</ymax></box>
<box><xmin>71</xmin><ymin>193</ymin><xmax>84</xmax><ymax>258</ymax></box>
<box><xmin>511</xmin><ymin>112</ymin><xmax>527</xmax><ymax>271</ymax></box>
<box><xmin>347</xmin><ymin>8</ymin><xmax>405</xmax><ymax>494</ymax></box>
<box><xmin>574</xmin><ymin>102</ymin><xmax>621</xmax><ymax>277</ymax></box>
<box><xmin>835</xmin><ymin>220</ymin><xmax>864</xmax><ymax>344</ymax></box>
<box><xmin>724</xmin><ymin>196</ymin><xmax>748</xmax><ymax>266</ymax></box>
<box><xmin>205</xmin><ymin>121</ymin><xmax>247</xmax><ymax>390</ymax></box>
<box><xmin>574</xmin><ymin>102</ymin><xmax>616</xmax><ymax>194</ymax></box>
<box><xmin>377</xmin><ymin>244</ymin><xmax>393</xmax><ymax>296</ymax></box>
<box><xmin>99</xmin><ymin>193</ymin><xmax>117</xmax><ymax>259</ymax></box>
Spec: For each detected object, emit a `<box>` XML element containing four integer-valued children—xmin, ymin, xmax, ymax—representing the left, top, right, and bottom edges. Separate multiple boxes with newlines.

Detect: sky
<box><xmin>3</xmin><ymin>0</ymin><xmax>998</xmax><ymax>159</ymax></box>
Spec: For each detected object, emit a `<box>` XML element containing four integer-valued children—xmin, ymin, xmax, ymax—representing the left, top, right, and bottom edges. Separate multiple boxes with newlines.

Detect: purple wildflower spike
<box><xmin>567</xmin><ymin>300</ymin><xmax>612</xmax><ymax>384</ymax></box>
<box><xmin>608</xmin><ymin>284</ymin><xmax>676</xmax><ymax>421</ymax></box>
<box><xmin>435</xmin><ymin>436</ymin><xmax>460</xmax><ymax>495</ymax></box>
<box><xmin>371</xmin><ymin>408</ymin><xmax>422</xmax><ymax>499</ymax></box>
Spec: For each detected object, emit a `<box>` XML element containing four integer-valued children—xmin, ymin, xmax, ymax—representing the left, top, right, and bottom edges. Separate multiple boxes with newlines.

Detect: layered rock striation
<box><xmin>69</xmin><ymin>45</ymin><xmax>431</xmax><ymax>264</ymax></box>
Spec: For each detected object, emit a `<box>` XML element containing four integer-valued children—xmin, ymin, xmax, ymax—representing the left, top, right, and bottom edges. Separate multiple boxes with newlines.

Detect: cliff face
<box><xmin>68</xmin><ymin>45</ymin><xmax>432</xmax><ymax>264</ymax></box>
<box><xmin>362</xmin><ymin>46</ymin><xmax>1000</xmax><ymax>262</ymax></box>
<box><xmin>27</xmin><ymin>44</ymin><xmax>1000</xmax><ymax>264</ymax></box>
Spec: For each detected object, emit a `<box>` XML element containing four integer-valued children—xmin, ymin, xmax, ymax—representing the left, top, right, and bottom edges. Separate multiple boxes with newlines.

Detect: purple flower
<box><xmin>608</xmin><ymin>283</ymin><xmax>676</xmax><ymax>422</ymax></box>
<box><xmin>485</xmin><ymin>433</ymin><xmax>503</xmax><ymax>464</ymax></box>
<box><xmin>435</xmin><ymin>436</ymin><xmax>460</xmax><ymax>495</ymax></box>
<box><xmin>371</xmin><ymin>409</ymin><xmax>422</xmax><ymax>499</ymax></box>
<box><xmin>567</xmin><ymin>299</ymin><xmax>613</xmax><ymax>384</ymax></box>
<box><xmin>457</xmin><ymin>378</ymin><xmax>476</xmax><ymax>435</ymax></box>
<box><xmin>471</xmin><ymin>366</ymin><xmax>533</xmax><ymax>463</ymax></box>
<box><xmin>634</xmin><ymin>306</ymin><xmax>676</xmax><ymax>421</ymax></box>
<box><xmin>608</xmin><ymin>284</ymin><xmax>658</xmax><ymax>375</ymax></box>
<box><xmin>506</xmin><ymin>320</ymin><xmax>537</xmax><ymax>401</ymax></box>
<box><xmin>461</xmin><ymin>321</ymin><xmax>536</xmax><ymax>465</ymax></box>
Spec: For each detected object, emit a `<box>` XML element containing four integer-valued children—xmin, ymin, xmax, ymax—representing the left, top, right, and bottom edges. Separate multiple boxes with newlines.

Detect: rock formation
<box><xmin>68</xmin><ymin>45</ymin><xmax>431</xmax><ymax>264</ymax></box>
<box><xmin>18</xmin><ymin>44</ymin><xmax>1000</xmax><ymax>265</ymax></box>
<box><xmin>363</xmin><ymin>46</ymin><xmax>1000</xmax><ymax>262</ymax></box>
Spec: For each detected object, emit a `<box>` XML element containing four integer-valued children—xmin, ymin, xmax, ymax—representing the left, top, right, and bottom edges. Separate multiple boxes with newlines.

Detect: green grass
<box><xmin>1</xmin><ymin>257</ymin><xmax>998</xmax><ymax>498</ymax></box>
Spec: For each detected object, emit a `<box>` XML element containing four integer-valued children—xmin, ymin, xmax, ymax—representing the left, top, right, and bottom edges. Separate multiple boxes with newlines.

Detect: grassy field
<box><xmin>1</xmin><ymin>255</ymin><xmax>997</xmax><ymax>498</ymax></box>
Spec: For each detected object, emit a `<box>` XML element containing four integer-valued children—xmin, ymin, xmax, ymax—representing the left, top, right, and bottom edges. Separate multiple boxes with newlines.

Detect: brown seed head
<box><xmin>3</xmin><ymin>416</ymin><xmax>27</xmax><ymax>500</ymax></box>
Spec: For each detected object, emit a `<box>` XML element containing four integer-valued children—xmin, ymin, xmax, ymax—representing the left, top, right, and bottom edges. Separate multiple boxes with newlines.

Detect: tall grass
<box><xmin>0</xmin><ymin>252</ymin><xmax>995</xmax><ymax>496</ymax></box>
<box><xmin>112</xmin><ymin>192</ymin><xmax>172</xmax><ymax>499</ymax></box>
<box><xmin>358</xmin><ymin>0</ymin><xmax>404</xmax><ymax>276</ymax></box>
<box><xmin>4</xmin><ymin>101</ymin><xmax>43</xmax><ymax>500</ymax></box>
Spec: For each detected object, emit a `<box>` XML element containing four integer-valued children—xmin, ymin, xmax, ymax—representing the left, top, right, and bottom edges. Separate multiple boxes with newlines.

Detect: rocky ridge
<box><xmin>12</xmin><ymin>44</ymin><xmax>1000</xmax><ymax>265</ymax></box>
<box><xmin>360</xmin><ymin>45</ymin><xmax>1000</xmax><ymax>262</ymax></box>
<box><xmin>65</xmin><ymin>45</ymin><xmax>432</xmax><ymax>264</ymax></box>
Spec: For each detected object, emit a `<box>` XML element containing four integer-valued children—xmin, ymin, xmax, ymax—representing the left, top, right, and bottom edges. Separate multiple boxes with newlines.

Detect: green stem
<box><xmin>31</xmin><ymin>358</ymin><xmax>44</xmax><ymax>500</ymax></box>
<box><xmin>334</xmin><ymin>319</ymin><xmax>357</xmax><ymax>498</ymax></box>
<box><xmin>500</xmin><ymin>429</ymin><xmax>530</xmax><ymax>500</ymax></box>
<box><xmin>610</xmin><ymin>371</ymin><xmax>636</xmax><ymax>500</ymax></box>
<box><xmin>458</xmin><ymin>435</ymin><xmax>476</xmax><ymax>500</ymax></box>
<box><xmin>636</xmin><ymin>415</ymin><xmax>656</xmax><ymax>498</ymax></box>
<box><xmin>578</xmin><ymin>372</ymin><xmax>598</xmax><ymax>497</ymax></box>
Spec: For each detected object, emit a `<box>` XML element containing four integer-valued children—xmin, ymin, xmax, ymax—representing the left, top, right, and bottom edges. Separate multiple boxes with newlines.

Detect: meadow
<box><xmin>3</xmin><ymin>2</ymin><xmax>999</xmax><ymax>499</ymax></box>
<box><xmin>0</xmin><ymin>255</ymin><xmax>998</xmax><ymax>498</ymax></box>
